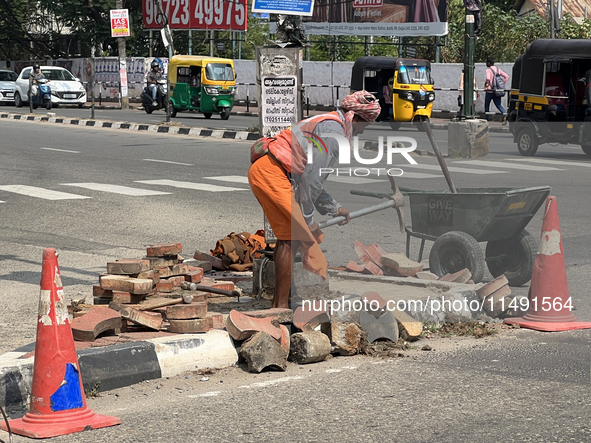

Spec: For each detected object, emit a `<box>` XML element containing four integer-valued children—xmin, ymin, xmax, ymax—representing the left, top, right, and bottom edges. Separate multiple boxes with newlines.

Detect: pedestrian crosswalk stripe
<box><xmin>204</xmin><ymin>175</ymin><xmax>250</xmax><ymax>184</ymax></box>
<box><xmin>404</xmin><ymin>164</ymin><xmax>508</xmax><ymax>175</ymax></box>
<box><xmin>135</xmin><ymin>179</ymin><xmax>247</xmax><ymax>192</ymax></box>
<box><xmin>61</xmin><ymin>183</ymin><xmax>172</xmax><ymax>196</ymax></box>
<box><xmin>455</xmin><ymin>160</ymin><xmax>564</xmax><ymax>171</ymax></box>
<box><xmin>143</xmin><ymin>159</ymin><xmax>194</xmax><ymax>166</ymax></box>
<box><xmin>0</xmin><ymin>201</ymin><xmax>5</xmax><ymax>203</ymax></box>
<box><xmin>0</xmin><ymin>185</ymin><xmax>91</xmax><ymax>200</ymax></box>
<box><xmin>41</xmin><ymin>147</ymin><xmax>80</xmax><ymax>154</ymax></box>
<box><xmin>505</xmin><ymin>158</ymin><xmax>591</xmax><ymax>168</ymax></box>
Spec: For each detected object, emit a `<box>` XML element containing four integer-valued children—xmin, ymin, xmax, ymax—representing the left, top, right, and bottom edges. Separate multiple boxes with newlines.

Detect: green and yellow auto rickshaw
<box><xmin>168</xmin><ymin>55</ymin><xmax>236</xmax><ymax>120</ymax></box>
<box><xmin>350</xmin><ymin>56</ymin><xmax>435</xmax><ymax>131</ymax></box>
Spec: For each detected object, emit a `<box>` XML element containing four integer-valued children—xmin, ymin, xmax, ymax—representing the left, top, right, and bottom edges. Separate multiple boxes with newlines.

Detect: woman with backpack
<box><xmin>484</xmin><ymin>58</ymin><xmax>510</xmax><ymax>123</ymax></box>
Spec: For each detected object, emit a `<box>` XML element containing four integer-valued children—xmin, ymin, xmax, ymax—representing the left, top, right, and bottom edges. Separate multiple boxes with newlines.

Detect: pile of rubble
<box><xmin>70</xmin><ymin>243</ymin><xmax>235</xmax><ymax>341</ymax></box>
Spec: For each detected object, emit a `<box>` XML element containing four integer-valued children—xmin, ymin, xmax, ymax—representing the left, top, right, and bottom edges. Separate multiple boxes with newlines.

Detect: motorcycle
<box><xmin>31</xmin><ymin>78</ymin><xmax>52</xmax><ymax>110</ymax></box>
<box><xmin>141</xmin><ymin>79</ymin><xmax>168</xmax><ymax>114</ymax></box>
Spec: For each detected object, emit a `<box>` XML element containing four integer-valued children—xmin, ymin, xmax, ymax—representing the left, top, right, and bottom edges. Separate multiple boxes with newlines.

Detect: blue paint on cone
<box><xmin>50</xmin><ymin>363</ymin><xmax>84</xmax><ymax>411</ymax></box>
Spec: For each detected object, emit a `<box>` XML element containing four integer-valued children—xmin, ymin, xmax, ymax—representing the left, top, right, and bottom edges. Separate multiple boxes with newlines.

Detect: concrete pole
<box><xmin>435</xmin><ymin>36</ymin><xmax>440</xmax><ymax>63</ymax></box>
<box><xmin>116</xmin><ymin>0</ymin><xmax>129</xmax><ymax>109</ymax></box>
<box><xmin>149</xmin><ymin>30</ymin><xmax>153</xmax><ymax>57</ymax></box>
<box><xmin>210</xmin><ymin>30</ymin><xmax>214</xmax><ymax>56</ymax></box>
<box><xmin>462</xmin><ymin>13</ymin><xmax>476</xmax><ymax>118</ymax></box>
<box><xmin>91</xmin><ymin>45</ymin><xmax>96</xmax><ymax>119</ymax></box>
<box><xmin>189</xmin><ymin>30</ymin><xmax>193</xmax><ymax>55</ymax></box>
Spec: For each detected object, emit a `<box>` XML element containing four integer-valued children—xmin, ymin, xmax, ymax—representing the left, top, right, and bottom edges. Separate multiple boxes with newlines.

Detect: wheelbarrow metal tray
<box><xmin>407</xmin><ymin>186</ymin><xmax>551</xmax><ymax>242</ymax></box>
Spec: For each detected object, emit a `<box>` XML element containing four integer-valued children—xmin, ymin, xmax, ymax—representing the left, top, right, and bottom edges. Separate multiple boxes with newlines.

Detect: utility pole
<box><xmin>115</xmin><ymin>0</ymin><xmax>129</xmax><ymax>110</ymax></box>
<box><xmin>462</xmin><ymin>13</ymin><xmax>476</xmax><ymax>118</ymax></box>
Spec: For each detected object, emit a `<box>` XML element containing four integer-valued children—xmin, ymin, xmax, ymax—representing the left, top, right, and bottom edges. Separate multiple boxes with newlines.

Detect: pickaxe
<box><xmin>318</xmin><ymin>174</ymin><xmax>405</xmax><ymax>232</ymax></box>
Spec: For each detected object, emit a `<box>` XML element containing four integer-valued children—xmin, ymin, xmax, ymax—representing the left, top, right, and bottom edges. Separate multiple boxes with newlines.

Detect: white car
<box><xmin>0</xmin><ymin>69</ymin><xmax>17</xmax><ymax>104</ymax></box>
<box><xmin>14</xmin><ymin>66</ymin><xmax>87</xmax><ymax>108</ymax></box>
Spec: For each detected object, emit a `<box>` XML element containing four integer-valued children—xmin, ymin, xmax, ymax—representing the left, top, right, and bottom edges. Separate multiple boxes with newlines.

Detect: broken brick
<box><xmin>200</xmin><ymin>280</ymin><xmax>235</xmax><ymax>293</ymax></box>
<box><xmin>193</xmin><ymin>250</ymin><xmax>224</xmax><ymax>270</ymax></box>
<box><xmin>71</xmin><ymin>307</ymin><xmax>121</xmax><ymax>342</ymax></box>
<box><xmin>146</xmin><ymin>257</ymin><xmax>177</xmax><ymax>269</ymax></box>
<box><xmin>476</xmin><ymin>275</ymin><xmax>510</xmax><ymax>300</ymax></box>
<box><xmin>154</xmin><ymin>281</ymin><xmax>173</xmax><ymax>293</ymax></box>
<box><xmin>362</xmin><ymin>261</ymin><xmax>383</xmax><ymax>276</ymax></box>
<box><xmin>156</xmin><ymin>266</ymin><xmax>173</xmax><ymax>278</ymax></box>
<box><xmin>345</xmin><ymin>261</ymin><xmax>365</xmax><ymax>273</ymax></box>
<box><xmin>240</xmin><ymin>332</ymin><xmax>287</xmax><ymax>373</ymax></box>
<box><xmin>292</xmin><ymin>305</ymin><xmax>330</xmax><ymax>331</ymax></box>
<box><xmin>184</xmin><ymin>268</ymin><xmax>204</xmax><ymax>283</ymax></box>
<box><xmin>169</xmin><ymin>318</ymin><xmax>210</xmax><ymax>333</ymax></box>
<box><xmin>226</xmin><ymin>309</ymin><xmax>282</xmax><ymax>341</ymax></box>
<box><xmin>243</xmin><ymin>308</ymin><xmax>293</xmax><ymax>324</ymax></box>
<box><xmin>484</xmin><ymin>286</ymin><xmax>512</xmax><ymax>318</ymax></box>
<box><xmin>438</xmin><ymin>268</ymin><xmax>472</xmax><ymax>284</ymax></box>
<box><xmin>169</xmin><ymin>263</ymin><xmax>190</xmax><ymax>276</ymax></box>
<box><xmin>279</xmin><ymin>325</ymin><xmax>290</xmax><ymax>353</ymax></box>
<box><xmin>139</xmin><ymin>297</ymin><xmax>183</xmax><ymax>311</ymax></box>
<box><xmin>164</xmin><ymin>276</ymin><xmax>185</xmax><ymax>287</ymax></box>
<box><xmin>321</xmin><ymin>322</ymin><xmax>366</xmax><ymax>356</ymax></box>
<box><xmin>135</xmin><ymin>269</ymin><xmax>160</xmax><ymax>285</ymax></box>
<box><xmin>93</xmin><ymin>285</ymin><xmax>112</xmax><ymax>298</ymax></box>
<box><xmin>392</xmin><ymin>309</ymin><xmax>423</xmax><ymax>341</ymax></box>
<box><xmin>112</xmin><ymin>291</ymin><xmax>145</xmax><ymax>304</ymax></box>
<box><xmin>360</xmin><ymin>310</ymin><xmax>399</xmax><ymax>343</ymax></box>
<box><xmin>110</xmin><ymin>302</ymin><xmax>163</xmax><ymax>330</ymax></box>
<box><xmin>207</xmin><ymin>312</ymin><xmax>225</xmax><ymax>329</ymax></box>
<box><xmin>380</xmin><ymin>253</ymin><xmax>423</xmax><ymax>277</ymax></box>
<box><xmin>189</xmin><ymin>260</ymin><xmax>213</xmax><ymax>272</ymax></box>
<box><xmin>107</xmin><ymin>259</ymin><xmax>150</xmax><ymax>275</ymax></box>
<box><xmin>366</xmin><ymin>244</ymin><xmax>387</xmax><ymax>266</ymax></box>
<box><xmin>146</xmin><ymin>242</ymin><xmax>182</xmax><ymax>257</ymax></box>
<box><xmin>99</xmin><ymin>275</ymin><xmax>153</xmax><ymax>294</ymax></box>
<box><xmin>354</xmin><ymin>240</ymin><xmax>372</xmax><ymax>265</ymax></box>
<box><xmin>415</xmin><ymin>271</ymin><xmax>439</xmax><ymax>281</ymax></box>
<box><xmin>166</xmin><ymin>302</ymin><xmax>207</xmax><ymax>320</ymax></box>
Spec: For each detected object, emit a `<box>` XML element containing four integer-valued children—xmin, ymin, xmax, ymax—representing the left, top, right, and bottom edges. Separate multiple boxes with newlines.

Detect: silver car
<box><xmin>0</xmin><ymin>69</ymin><xmax>17</xmax><ymax>104</ymax></box>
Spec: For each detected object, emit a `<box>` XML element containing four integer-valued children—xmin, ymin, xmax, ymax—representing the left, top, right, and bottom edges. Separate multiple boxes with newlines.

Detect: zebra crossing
<box><xmin>0</xmin><ymin>157</ymin><xmax>588</xmax><ymax>202</ymax></box>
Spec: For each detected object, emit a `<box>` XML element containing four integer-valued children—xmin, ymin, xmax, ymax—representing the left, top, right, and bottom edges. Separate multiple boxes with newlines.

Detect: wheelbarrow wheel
<box><xmin>429</xmin><ymin>231</ymin><xmax>485</xmax><ymax>283</ymax></box>
<box><xmin>485</xmin><ymin>229</ymin><xmax>537</xmax><ymax>286</ymax></box>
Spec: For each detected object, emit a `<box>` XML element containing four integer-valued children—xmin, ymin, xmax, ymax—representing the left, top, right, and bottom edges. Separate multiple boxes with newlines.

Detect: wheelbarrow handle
<box><xmin>350</xmin><ymin>190</ymin><xmax>392</xmax><ymax>199</ymax></box>
<box><xmin>318</xmin><ymin>199</ymin><xmax>404</xmax><ymax>231</ymax></box>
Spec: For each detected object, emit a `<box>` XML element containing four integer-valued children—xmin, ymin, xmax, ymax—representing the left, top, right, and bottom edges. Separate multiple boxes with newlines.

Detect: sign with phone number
<box><xmin>143</xmin><ymin>0</ymin><xmax>247</xmax><ymax>30</ymax></box>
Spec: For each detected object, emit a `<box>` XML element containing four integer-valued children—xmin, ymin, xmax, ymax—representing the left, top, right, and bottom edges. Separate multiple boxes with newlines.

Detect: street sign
<box><xmin>110</xmin><ymin>9</ymin><xmax>131</xmax><ymax>37</ymax></box>
<box><xmin>216</xmin><ymin>42</ymin><xmax>225</xmax><ymax>51</ymax></box>
<box><xmin>252</xmin><ymin>0</ymin><xmax>314</xmax><ymax>16</ymax></box>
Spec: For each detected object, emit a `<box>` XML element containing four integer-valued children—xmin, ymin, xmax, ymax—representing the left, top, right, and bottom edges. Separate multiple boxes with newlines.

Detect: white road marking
<box><xmin>0</xmin><ymin>201</ymin><xmax>5</xmax><ymax>203</ymax></box>
<box><xmin>455</xmin><ymin>160</ymin><xmax>563</xmax><ymax>171</ymax></box>
<box><xmin>404</xmin><ymin>164</ymin><xmax>508</xmax><ymax>175</ymax></box>
<box><xmin>238</xmin><ymin>376</ymin><xmax>305</xmax><ymax>389</ymax></box>
<box><xmin>135</xmin><ymin>179</ymin><xmax>247</xmax><ymax>192</ymax></box>
<box><xmin>204</xmin><ymin>175</ymin><xmax>250</xmax><ymax>184</ymax></box>
<box><xmin>143</xmin><ymin>159</ymin><xmax>194</xmax><ymax>166</ymax></box>
<box><xmin>325</xmin><ymin>369</ymin><xmax>342</xmax><ymax>373</ymax></box>
<box><xmin>0</xmin><ymin>185</ymin><xmax>91</xmax><ymax>200</ymax></box>
<box><xmin>505</xmin><ymin>158</ymin><xmax>591</xmax><ymax>168</ymax></box>
<box><xmin>188</xmin><ymin>391</ymin><xmax>221</xmax><ymax>398</ymax></box>
<box><xmin>41</xmin><ymin>147</ymin><xmax>80</xmax><ymax>154</ymax></box>
<box><xmin>61</xmin><ymin>183</ymin><xmax>171</xmax><ymax>196</ymax></box>
<box><xmin>341</xmin><ymin>365</ymin><xmax>357</xmax><ymax>370</ymax></box>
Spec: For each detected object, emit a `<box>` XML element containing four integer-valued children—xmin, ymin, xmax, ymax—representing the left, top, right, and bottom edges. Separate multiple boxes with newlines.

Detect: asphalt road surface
<box><xmin>0</xmin><ymin>118</ymin><xmax>590</xmax><ymax>442</ymax></box>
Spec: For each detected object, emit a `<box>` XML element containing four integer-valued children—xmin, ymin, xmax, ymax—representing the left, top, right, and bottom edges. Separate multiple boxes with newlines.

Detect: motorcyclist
<box><xmin>147</xmin><ymin>61</ymin><xmax>163</xmax><ymax>107</ymax></box>
<box><xmin>29</xmin><ymin>64</ymin><xmax>46</xmax><ymax>101</ymax></box>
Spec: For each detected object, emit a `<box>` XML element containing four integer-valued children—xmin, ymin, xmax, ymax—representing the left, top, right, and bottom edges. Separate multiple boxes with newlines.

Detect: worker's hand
<box><xmin>335</xmin><ymin>207</ymin><xmax>350</xmax><ymax>226</ymax></box>
<box><xmin>308</xmin><ymin>221</ymin><xmax>324</xmax><ymax>243</ymax></box>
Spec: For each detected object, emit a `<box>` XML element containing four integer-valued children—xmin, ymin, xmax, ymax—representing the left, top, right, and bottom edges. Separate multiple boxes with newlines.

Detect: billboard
<box><xmin>143</xmin><ymin>0</ymin><xmax>247</xmax><ymax>31</ymax></box>
<box><xmin>296</xmin><ymin>0</ymin><xmax>448</xmax><ymax>36</ymax></box>
<box><xmin>252</xmin><ymin>0</ymin><xmax>315</xmax><ymax>16</ymax></box>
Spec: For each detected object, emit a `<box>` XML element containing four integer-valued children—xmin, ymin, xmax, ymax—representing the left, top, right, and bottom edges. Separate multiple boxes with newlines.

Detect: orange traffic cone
<box><xmin>505</xmin><ymin>196</ymin><xmax>591</xmax><ymax>332</ymax></box>
<box><xmin>0</xmin><ymin>249</ymin><xmax>120</xmax><ymax>438</ymax></box>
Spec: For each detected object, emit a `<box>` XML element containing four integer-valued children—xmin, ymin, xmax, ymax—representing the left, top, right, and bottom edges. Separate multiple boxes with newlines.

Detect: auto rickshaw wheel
<box><xmin>171</xmin><ymin>107</ymin><xmax>177</xmax><ymax>118</ymax></box>
<box><xmin>220</xmin><ymin>108</ymin><xmax>230</xmax><ymax>120</ymax></box>
<box><xmin>516</xmin><ymin>127</ymin><xmax>539</xmax><ymax>156</ymax></box>
<box><xmin>485</xmin><ymin>230</ymin><xmax>536</xmax><ymax>286</ymax></box>
<box><xmin>204</xmin><ymin>113</ymin><xmax>212</xmax><ymax>119</ymax></box>
<box><xmin>581</xmin><ymin>144</ymin><xmax>591</xmax><ymax>156</ymax></box>
<box><xmin>429</xmin><ymin>231</ymin><xmax>485</xmax><ymax>283</ymax></box>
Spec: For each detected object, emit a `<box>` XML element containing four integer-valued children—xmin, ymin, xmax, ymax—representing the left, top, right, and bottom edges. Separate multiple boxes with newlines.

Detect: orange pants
<box><xmin>248</xmin><ymin>154</ymin><xmax>327</xmax><ymax>279</ymax></box>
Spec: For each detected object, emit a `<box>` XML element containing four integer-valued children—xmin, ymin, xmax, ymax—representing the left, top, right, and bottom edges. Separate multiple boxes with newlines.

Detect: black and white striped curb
<box><xmin>0</xmin><ymin>112</ymin><xmax>261</xmax><ymax>141</ymax></box>
<box><xmin>0</xmin><ymin>330</ymin><xmax>238</xmax><ymax>411</ymax></box>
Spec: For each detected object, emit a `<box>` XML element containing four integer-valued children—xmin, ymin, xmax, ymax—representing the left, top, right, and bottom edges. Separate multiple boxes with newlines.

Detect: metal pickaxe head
<box><xmin>387</xmin><ymin>175</ymin><xmax>405</xmax><ymax>233</ymax></box>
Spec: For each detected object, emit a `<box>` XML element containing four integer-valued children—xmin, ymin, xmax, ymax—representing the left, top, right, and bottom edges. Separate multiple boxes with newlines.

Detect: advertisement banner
<box><xmin>143</xmin><ymin>0</ymin><xmax>247</xmax><ymax>31</ymax></box>
<box><xmin>252</xmin><ymin>0</ymin><xmax>315</xmax><ymax>16</ymax></box>
<box><xmin>110</xmin><ymin>9</ymin><xmax>131</xmax><ymax>37</ymax></box>
<box><xmin>295</xmin><ymin>0</ymin><xmax>448</xmax><ymax>36</ymax></box>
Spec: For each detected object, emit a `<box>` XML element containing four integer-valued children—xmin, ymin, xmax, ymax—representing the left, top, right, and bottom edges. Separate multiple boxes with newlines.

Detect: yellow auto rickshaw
<box><xmin>168</xmin><ymin>55</ymin><xmax>236</xmax><ymax>120</ymax></box>
<box><xmin>350</xmin><ymin>56</ymin><xmax>435</xmax><ymax>131</ymax></box>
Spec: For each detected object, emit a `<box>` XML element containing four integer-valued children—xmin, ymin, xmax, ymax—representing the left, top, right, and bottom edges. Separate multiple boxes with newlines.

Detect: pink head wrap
<box><xmin>339</xmin><ymin>90</ymin><xmax>381</xmax><ymax>139</ymax></box>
